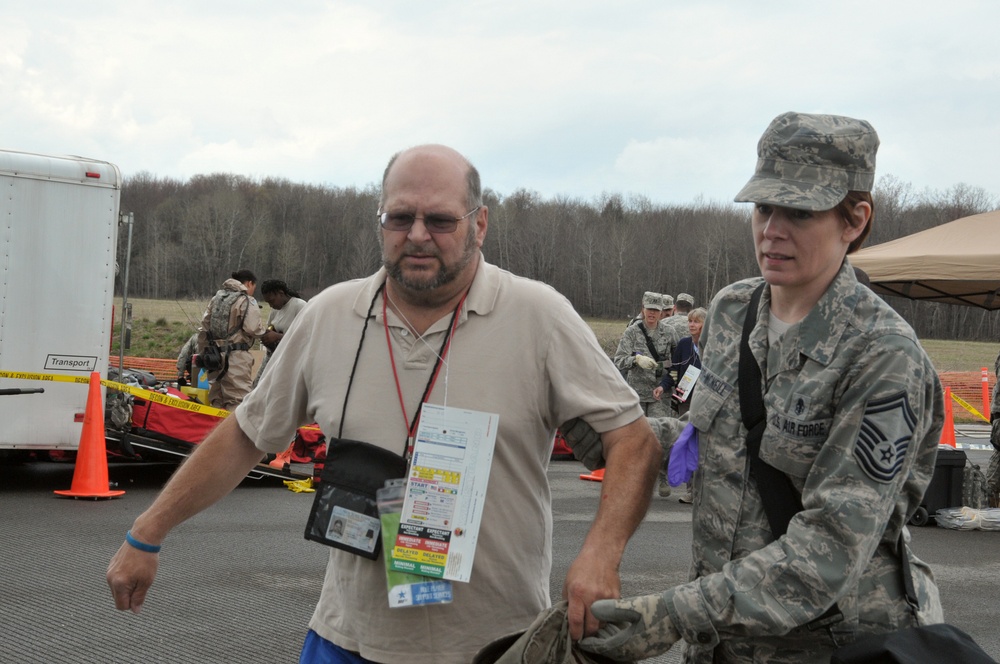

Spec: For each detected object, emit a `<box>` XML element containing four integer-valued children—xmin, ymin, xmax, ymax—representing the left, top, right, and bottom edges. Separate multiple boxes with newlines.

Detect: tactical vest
<box><xmin>207</xmin><ymin>290</ymin><xmax>249</xmax><ymax>340</ymax></box>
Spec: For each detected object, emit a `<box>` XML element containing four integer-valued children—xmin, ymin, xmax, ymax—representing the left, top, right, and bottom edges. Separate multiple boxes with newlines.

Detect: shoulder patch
<box><xmin>854</xmin><ymin>392</ymin><xmax>916</xmax><ymax>483</ymax></box>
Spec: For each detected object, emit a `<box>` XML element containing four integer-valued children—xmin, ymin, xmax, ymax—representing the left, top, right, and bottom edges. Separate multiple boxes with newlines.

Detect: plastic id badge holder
<box><xmin>304</xmin><ymin>438</ymin><xmax>407</xmax><ymax>560</ymax></box>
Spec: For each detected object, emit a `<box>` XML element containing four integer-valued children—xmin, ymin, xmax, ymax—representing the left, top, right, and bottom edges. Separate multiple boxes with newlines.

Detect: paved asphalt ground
<box><xmin>2</xmin><ymin>435</ymin><xmax>998</xmax><ymax>663</ymax></box>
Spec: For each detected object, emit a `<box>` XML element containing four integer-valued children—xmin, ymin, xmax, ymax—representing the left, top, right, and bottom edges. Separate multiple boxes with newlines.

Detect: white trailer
<box><xmin>0</xmin><ymin>149</ymin><xmax>122</xmax><ymax>451</ymax></box>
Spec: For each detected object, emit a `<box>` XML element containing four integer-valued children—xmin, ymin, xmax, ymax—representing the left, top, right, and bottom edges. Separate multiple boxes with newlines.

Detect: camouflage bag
<box><xmin>207</xmin><ymin>290</ymin><xmax>249</xmax><ymax>339</ymax></box>
<box><xmin>198</xmin><ymin>290</ymin><xmax>250</xmax><ymax>375</ymax></box>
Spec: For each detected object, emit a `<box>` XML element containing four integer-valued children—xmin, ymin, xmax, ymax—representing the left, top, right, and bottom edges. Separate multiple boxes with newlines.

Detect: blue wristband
<box><xmin>125</xmin><ymin>530</ymin><xmax>162</xmax><ymax>554</ymax></box>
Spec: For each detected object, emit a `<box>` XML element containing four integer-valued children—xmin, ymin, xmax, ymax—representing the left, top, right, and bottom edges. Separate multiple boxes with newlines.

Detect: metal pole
<box><xmin>118</xmin><ymin>212</ymin><xmax>134</xmax><ymax>379</ymax></box>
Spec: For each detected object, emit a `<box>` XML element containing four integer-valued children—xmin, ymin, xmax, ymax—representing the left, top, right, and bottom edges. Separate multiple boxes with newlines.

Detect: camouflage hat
<box><xmin>734</xmin><ymin>111</ymin><xmax>879</xmax><ymax>211</ymax></box>
<box><xmin>472</xmin><ymin>601</ymin><xmax>614</xmax><ymax>664</ymax></box>
<box><xmin>642</xmin><ymin>291</ymin><xmax>664</xmax><ymax>310</ymax></box>
<box><xmin>675</xmin><ymin>293</ymin><xmax>694</xmax><ymax>306</ymax></box>
<box><xmin>660</xmin><ymin>293</ymin><xmax>674</xmax><ymax>309</ymax></box>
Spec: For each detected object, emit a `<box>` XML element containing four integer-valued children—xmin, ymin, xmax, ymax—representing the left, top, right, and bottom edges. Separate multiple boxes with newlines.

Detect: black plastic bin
<box><xmin>910</xmin><ymin>446</ymin><xmax>967</xmax><ymax>526</ymax></box>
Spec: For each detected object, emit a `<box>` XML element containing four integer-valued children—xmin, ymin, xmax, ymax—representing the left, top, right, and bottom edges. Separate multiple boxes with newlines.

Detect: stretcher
<box><xmin>105</xmin><ymin>385</ymin><xmax>312</xmax><ymax>481</ymax></box>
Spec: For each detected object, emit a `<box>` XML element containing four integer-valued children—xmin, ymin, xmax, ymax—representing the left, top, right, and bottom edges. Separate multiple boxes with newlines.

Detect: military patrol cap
<box><xmin>676</xmin><ymin>293</ymin><xmax>694</xmax><ymax>306</ymax></box>
<box><xmin>734</xmin><ymin>111</ymin><xmax>879</xmax><ymax>211</ymax></box>
<box><xmin>660</xmin><ymin>293</ymin><xmax>674</xmax><ymax>309</ymax></box>
<box><xmin>642</xmin><ymin>291</ymin><xmax>664</xmax><ymax>310</ymax></box>
<box><xmin>472</xmin><ymin>601</ymin><xmax>614</xmax><ymax>664</ymax></box>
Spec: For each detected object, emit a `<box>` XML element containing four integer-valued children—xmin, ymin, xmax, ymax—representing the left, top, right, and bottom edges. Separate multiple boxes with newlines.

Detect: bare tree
<box><xmin>115</xmin><ymin>170</ymin><xmax>999</xmax><ymax>342</ymax></box>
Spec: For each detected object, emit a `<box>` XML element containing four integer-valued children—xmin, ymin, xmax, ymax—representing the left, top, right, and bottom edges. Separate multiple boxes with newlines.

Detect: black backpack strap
<box><xmin>739</xmin><ymin>283</ymin><xmax>842</xmax><ymax>628</ymax></box>
<box><xmin>224</xmin><ymin>294</ymin><xmax>252</xmax><ymax>338</ymax></box>
<box><xmin>637</xmin><ymin>324</ymin><xmax>664</xmax><ymax>363</ymax></box>
<box><xmin>740</xmin><ymin>284</ymin><xmax>802</xmax><ymax>536</ymax></box>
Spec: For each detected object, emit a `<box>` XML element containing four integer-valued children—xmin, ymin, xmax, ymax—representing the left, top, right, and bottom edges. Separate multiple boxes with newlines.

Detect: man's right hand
<box><xmin>652</xmin><ymin>386</ymin><xmax>664</xmax><ymax>400</ymax></box>
<box><xmin>107</xmin><ymin>537</ymin><xmax>160</xmax><ymax>614</ymax></box>
<box><xmin>105</xmin><ymin>417</ymin><xmax>267</xmax><ymax>615</ymax></box>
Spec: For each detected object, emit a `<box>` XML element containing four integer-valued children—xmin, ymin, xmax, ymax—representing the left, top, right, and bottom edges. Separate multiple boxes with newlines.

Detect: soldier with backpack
<box><xmin>197</xmin><ymin>269</ymin><xmax>266</xmax><ymax>410</ymax></box>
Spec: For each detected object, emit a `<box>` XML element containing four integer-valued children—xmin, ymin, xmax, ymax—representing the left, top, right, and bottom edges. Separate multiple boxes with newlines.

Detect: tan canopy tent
<box><xmin>849</xmin><ymin>209</ymin><xmax>1000</xmax><ymax>310</ymax></box>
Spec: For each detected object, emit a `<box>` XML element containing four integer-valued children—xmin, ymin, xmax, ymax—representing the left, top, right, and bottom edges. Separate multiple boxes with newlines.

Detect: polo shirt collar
<box><xmin>351</xmin><ymin>254</ymin><xmax>500</xmax><ymax>323</ymax></box>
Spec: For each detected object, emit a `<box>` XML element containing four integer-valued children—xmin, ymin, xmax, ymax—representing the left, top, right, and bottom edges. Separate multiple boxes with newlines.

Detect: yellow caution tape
<box><xmin>104</xmin><ymin>380</ymin><xmax>230</xmax><ymax>418</ymax></box>
<box><xmin>0</xmin><ymin>369</ymin><xmax>229</xmax><ymax>418</ymax></box>
<box><xmin>283</xmin><ymin>478</ymin><xmax>316</xmax><ymax>493</ymax></box>
<box><xmin>0</xmin><ymin>370</ymin><xmax>92</xmax><ymax>384</ymax></box>
<box><xmin>951</xmin><ymin>392</ymin><xmax>991</xmax><ymax>423</ymax></box>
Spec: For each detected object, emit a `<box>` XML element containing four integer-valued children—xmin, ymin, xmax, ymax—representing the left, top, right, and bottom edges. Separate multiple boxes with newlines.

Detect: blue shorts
<box><xmin>299</xmin><ymin>630</ymin><xmax>377</xmax><ymax>664</ymax></box>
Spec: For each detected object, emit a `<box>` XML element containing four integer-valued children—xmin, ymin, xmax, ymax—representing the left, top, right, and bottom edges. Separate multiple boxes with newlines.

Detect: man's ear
<box><xmin>475</xmin><ymin>206</ymin><xmax>489</xmax><ymax>246</ymax></box>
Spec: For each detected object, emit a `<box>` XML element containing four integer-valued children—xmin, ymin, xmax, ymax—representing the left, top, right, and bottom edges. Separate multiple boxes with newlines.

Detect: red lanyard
<box><xmin>383</xmin><ymin>289</ymin><xmax>467</xmax><ymax>455</ymax></box>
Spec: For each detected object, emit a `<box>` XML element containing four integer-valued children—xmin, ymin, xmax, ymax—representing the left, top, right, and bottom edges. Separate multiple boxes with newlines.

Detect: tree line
<box><xmin>117</xmin><ymin>172</ymin><xmax>1000</xmax><ymax>341</ymax></box>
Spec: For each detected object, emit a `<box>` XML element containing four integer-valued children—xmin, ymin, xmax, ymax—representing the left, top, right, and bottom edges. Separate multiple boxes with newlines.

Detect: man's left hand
<box><xmin>562</xmin><ymin>548</ymin><xmax>620</xmax><ymax>641</ymax></box>
<box><xmin>578</xmin><ymin>594</ymin><xmax>681</xmax><ymax>661</ymax></box>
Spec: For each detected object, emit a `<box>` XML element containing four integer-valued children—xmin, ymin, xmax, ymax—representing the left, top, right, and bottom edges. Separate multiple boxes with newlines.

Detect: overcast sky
<box><xmin>3</xmin><ymin>1</ymin><xmax>997</xmax><ymax>207</ymax></box>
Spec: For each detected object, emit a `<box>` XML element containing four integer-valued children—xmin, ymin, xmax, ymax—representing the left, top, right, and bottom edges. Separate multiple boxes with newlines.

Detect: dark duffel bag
<box><xmin>831</xmin><ymin>623</ymin><xmax>996</xmax><ymax>663</ymax></box>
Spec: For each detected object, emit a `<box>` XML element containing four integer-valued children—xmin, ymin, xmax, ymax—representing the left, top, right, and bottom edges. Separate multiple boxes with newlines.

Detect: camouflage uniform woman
<box><xmin>581</xmin><ymin>113</ymin><xmax>944</xmax><ymax>663</ymax></box>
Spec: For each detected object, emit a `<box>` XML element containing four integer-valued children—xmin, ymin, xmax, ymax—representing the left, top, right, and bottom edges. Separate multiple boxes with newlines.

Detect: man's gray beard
<box><xmin>383</xmin><ymin>230</ymin><xmax>478</xmax><ymax>293</ymax></box>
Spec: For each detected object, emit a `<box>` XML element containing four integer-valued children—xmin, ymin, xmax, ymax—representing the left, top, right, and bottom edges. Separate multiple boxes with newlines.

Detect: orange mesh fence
<box><xmin>110</xmin><ymin>357</ymin><xmax>178</xmax><ymax>381</ymax></box>
<box><xmin>939</xmin><ymin>371</ymin><xmax>995</xmax><ymax>423</ymax></box>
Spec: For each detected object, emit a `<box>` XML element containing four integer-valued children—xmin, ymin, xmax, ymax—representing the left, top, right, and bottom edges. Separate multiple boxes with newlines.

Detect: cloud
<box><xmin>1</xmin><ymin>1</ymin><xmax>998</xmax><ymax>206</ymax></box>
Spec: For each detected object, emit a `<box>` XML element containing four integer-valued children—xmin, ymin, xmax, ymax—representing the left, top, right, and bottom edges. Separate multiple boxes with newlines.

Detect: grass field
<box><xmin>112</xmin><ymin>297</ymin><xmax>259</xmax><ymax>360</ymax></box>
<box><xmin>122</xmin><ymin>298</ymin><xmax>998</xmax><ymax>375</ymax></box>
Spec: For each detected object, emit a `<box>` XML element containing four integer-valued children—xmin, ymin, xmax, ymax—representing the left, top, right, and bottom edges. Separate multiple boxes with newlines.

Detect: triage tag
<box><xmin>377</xmin><ymin>480</ymin><xmax>453</xmax><ymax>609</ymax></box>
<box><xmin>390</xmin><ymin>404</ymin><xmax>498</xmax><ymax>583</ymax></box>
<box><xmin>676</xmin><ymin>365</ymin><xmax>702</xmax><ymax>403</ymax></box>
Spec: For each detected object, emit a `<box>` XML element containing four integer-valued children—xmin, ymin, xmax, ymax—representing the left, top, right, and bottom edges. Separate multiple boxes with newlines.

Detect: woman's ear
<box><xmin>843</xmin><ymin>201</ymin><xmax>871</xmax><ymax>243</ymax></box>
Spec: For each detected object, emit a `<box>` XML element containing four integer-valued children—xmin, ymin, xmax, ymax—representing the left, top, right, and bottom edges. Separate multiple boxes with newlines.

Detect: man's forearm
<box><xmin>130</xmin><ymin>416</ymin><xmax>264</xmax><ymax>544</ymax></box>
<box><xmin>563</xmin><ymin>417</ymin><xmax>662</xmax><ymax>639</ymax></box>
<box><xmin>583</xmin><ymin>421</ymin><xmax>661</xmax><ymax>559</ymax></box>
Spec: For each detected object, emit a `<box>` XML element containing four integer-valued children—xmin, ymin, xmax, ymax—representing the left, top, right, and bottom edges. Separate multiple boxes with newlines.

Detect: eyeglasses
<box><xmin>377</xmin><ymin>206</ymin><xmax>481</xmax><ymax>234</ymax></box>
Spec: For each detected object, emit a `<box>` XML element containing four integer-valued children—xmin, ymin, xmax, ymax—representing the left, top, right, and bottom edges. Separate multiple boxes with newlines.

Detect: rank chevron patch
<box><xmin>854</xmin><ymin>392</ymin><xmax>916</xmax><ymax>483</ymax></box>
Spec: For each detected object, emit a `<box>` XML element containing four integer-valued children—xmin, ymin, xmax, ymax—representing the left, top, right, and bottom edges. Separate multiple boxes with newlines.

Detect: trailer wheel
<box><xmin>909</xmin><ymin>506</ymin><xmax>930</xmax><ymax>527</ymax></box>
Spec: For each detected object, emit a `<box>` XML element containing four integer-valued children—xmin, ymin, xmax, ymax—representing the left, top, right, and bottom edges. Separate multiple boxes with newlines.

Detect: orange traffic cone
<box><xmin>55</xmin><ymin>371</ymin><xmax>125</xmax><ymax>499</ymax></box>
<box><xmin>940</xmin><ymin>386</ymin><xmax>956</xmax><ymax>448</ymax></box>
<box><xmin>580</xmin><ymin>468</ymin><xmax>605</xmax><ymax>482</ymax></box>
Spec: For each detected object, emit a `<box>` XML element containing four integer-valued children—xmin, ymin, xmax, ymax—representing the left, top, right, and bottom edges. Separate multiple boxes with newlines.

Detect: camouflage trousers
<box><xmin>645</xmin><ymin>414</ymin><xmax>686</xmax><ymax>485</ymax></box>
<box><xmin>987</xmin><ymin>449</ymin><xmax>1000</xmax><ymax>508</ymax></box>
<box><xmin>642</xmin><ymin>399</ymin><xmax>672</xmax><ymax>419</ymax></box>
